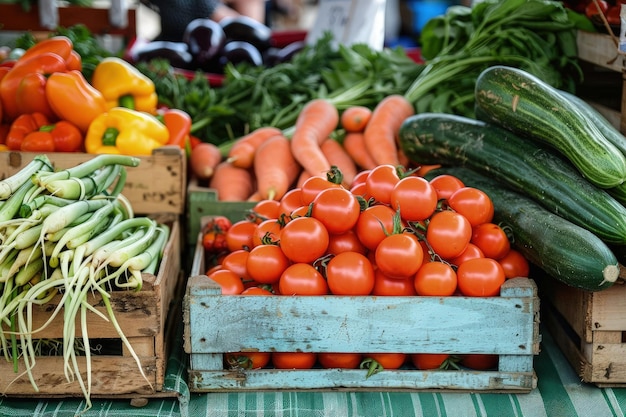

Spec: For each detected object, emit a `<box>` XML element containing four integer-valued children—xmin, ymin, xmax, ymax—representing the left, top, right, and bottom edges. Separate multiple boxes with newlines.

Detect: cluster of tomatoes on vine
<box><xmin>201</xmin><ymin>164</ymin><xmax>530</xmax><ymax>299</ymax></box>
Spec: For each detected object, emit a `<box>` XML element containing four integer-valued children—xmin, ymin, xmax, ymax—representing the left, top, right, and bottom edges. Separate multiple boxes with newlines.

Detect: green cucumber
<box><xmin>474</xmin><ymin>65</ymin><xmax>626</xmax><ymax>188</ymax></box>
<box><xmin>424</xmin><ymin>166</ymin><xmax>620</xmax><ymax>291</ymax></box>
<box><xmin>398</xmin><ymin>112</ymin><xmax>626</xmax><ymax>245</ymax></box>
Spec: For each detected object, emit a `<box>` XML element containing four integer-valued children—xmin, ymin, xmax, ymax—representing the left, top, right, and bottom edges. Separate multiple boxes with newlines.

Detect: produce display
<box><xmin>0</xmin><ymin>154</ymin><xmax>170</xmax><ymax>410</ymax></box>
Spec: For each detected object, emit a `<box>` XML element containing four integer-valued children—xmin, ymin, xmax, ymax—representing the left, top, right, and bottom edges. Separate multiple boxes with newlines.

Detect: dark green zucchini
<box><xmin>398</xmin><ymin>112</ymin><xmax>626</xmax><ymax>245</ymax></box>
<box><xmin>474</xmin><ymin>65</ymin><xmax>626</xmax><ymax>188</ymax></box>
<box><xmin>424</xmin><ymin>166</ymin><xmax>620</xmax><ymax>291</ymax></box>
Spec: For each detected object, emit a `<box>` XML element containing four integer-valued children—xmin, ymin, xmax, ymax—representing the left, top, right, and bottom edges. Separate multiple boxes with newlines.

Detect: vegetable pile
<box><xmin>0</xmin><ymin>154</ymin><xmax>169</xmax><ymax>411</ymax></box>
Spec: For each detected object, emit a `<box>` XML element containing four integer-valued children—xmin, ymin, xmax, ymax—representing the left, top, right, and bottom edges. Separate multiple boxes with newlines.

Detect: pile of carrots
<box><xmin>189</xmin><ymin>94</ymin><xmax>422</xmax><ymax>201</ymax></box>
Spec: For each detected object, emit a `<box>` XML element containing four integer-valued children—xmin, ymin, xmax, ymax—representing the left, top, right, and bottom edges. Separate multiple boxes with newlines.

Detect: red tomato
<box><xmin>375</xmin><ymin>233</ymin><xmax>423</xmax><ymax>279</ymax></box>
<box><xmin>225</xmin><ymin>220</ymin><xmax>257</xmax><ymax>252</ymax></box>
<box><xmin>410</xmin><ymin>353</ymin><xmax>450</xmax><ymax>370</ymax></box>
<box><xmin>355</xmin><ymin>204</ymin><xmax>397</xmax><ymax>251</ymax></box>
<box><xmin>311</xmin><ymin>187</ymin><xmax>361</xmax><ymax>234</ymax></box>
<box><xmin>290</xmin><ymin>205</ymin><xmax>309</xmax><ymax>218</ymax></box>
<box><xmin>252</xmin><ymin>218</ymin><xmax>282</xmax><ymax>247</ymax></box>
<box><xmin>300</xmin><ymin>175</ymin><xmax>342</xmax><ymax>205</ymax></box>
<box><xmin>327</xmin><ymin>230</ymin><xmax>367</xmax><ymax>255</ymax></box>
<box><xmin>460</xmin><ymin>354</ymin><xmax>498</xmax><ymax>370</ymax></box>
<box><xmin>279</xmin><ymin>263</ymin><xmax>329</xmax><ymax>295</ymax></box>
<box><xmin>372</xmin><ymin>269</ymin><xmax>417</xmax><ymax>296</ymax></box>
<box><xmin>449</xmin><ymin>242</ymin><xmax>484</xmax><ymax>267</ymax></box>
<box><xmin>365</xmin><ymin>164</ymin><xmax>400</xmax><ymax>205</ymax></box>
<box><xmin>318</xmin><ymin>352</ymin><xmax>363</xmax><ymax>369</ymax></box>
<box><xmin>457</xmin><ymin>257</ymin><xmax>506</xmax><ymax>297</ymax></box>
<box><xmin>279</xmin><ymin>216</ymin><xmax>329</xmax><ymax>263</ymax></box>
<box><xmin>390</xmin><ymin>176</ymin><xmax>438</xmax><ymax>221</ymax></box>
<box><xmin>207</xmin><ymin>269</ymin><xmax>244</xmax><ymax>294</ymax></box>
<box><xmin>606</xmin><ymin>5</ymin><xmax>621</xmax><ymax>25</ymax></box>
<box><xmin>351</xmin><ymin>169</ymin><xmax>371</xmax><ymax>188</ymax></box>
<box><xmin>278</xmin><ymin>188</ymin><xmax>304</xmax><ymax>218</ymax></box>
<box><xmin>272</xmin><ymin>352</ymin><xmax>317</xmax><ymax>369</ymax></box>
<box><xmin>585</xmin><ymin>0</ymin><xmax>609</xmax><ymax>19</ymax></box>
<box><xmin>447</xmin><ymin>187</ymin><xmax>494</xmax><ymax>227</ymax></box>
<box><xmin>349</xmin><ymin>180</ymin><xmax>370</xmax><ymax>200</ymax></box>
<box><xmin>250</xmin><ymin>199</ymin><xmax>281</xmax><ymax>223</ymax></box>
<box><xmin>426</xmin><ymin>210</ymin><xmax>472</xmax><ymax>260</ymax></box>
<box><xmin>225</xmin><ymin>352</ymin><xmax>272</xmax><ymax>369</ymax></box>
<box><xmin>201</xmin><ymin>216</ymin><xmax>232</xmax><ymax>252</ymax></box>
<box><xmin>471</xmin><ymin>222</ymin><xmax>511</xmax><ymax>260</ymax></box>
<box><xmin>241</xmin><ymin>286</ymin><xmax>275</xmax><ymax>295</ymax></box>
<box><xmin>413</xmin><ymin>261</ymin><xmax>457</xmax><ymax>296</ymax></box>
<box><xmin>429</xmin><ymin>174</ymin><xmax>465</xmax><ymax>201</ymax></box>
<box><xmin>498</xmin><ymin>249</ymin><xmax>530</xmax><ymax>279</ymax></box>
<box><xmin>362</xmin><ymin>353</ymin><xmax>406</xmax><ymax>371</ymax></box>
<box><xmin>221</xmin><ymin>249</ymin><xmax>251</xmax><ymax>281</ymax></box>
<box><xmin>246</xmin><ymin>244</ymin><xmax>291</xmax><ymax>284</ymax></box>
<box><xmin>326</xmin><ymin>251</ymin><xmax>376</xmax><ymax>295</ymax></box>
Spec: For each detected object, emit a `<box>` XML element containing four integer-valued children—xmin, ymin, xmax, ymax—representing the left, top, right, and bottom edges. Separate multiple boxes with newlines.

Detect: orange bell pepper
<box><xmin>0</xmin><ymin>52</ymin><xmax>67</xmax><ymax>121</ymax></box>
<box><xmin>159</xmin><ymin>108</ymin><xmax>192</xmax><ymax>151</ymax></box>
<box><xmin>5</xmin><ymin>112</ymin><xmax>83</xmax><ymax>152</ymax></box>
<box><xmin>46</xmin><ymin>70</ymin><xmax>108</xmax><ymax>132</ymax></box>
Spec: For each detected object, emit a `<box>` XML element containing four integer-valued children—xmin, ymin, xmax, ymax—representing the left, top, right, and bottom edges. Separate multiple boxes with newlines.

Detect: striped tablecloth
<box><xmin>1</xmin><ymin>329</ymin><xmax>625</xmax><ymax>417</ymax></box>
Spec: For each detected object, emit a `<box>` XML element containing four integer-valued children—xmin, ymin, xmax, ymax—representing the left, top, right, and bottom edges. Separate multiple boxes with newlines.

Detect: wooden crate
<box><xmin>0</xmin><ymin>146</ymin><xmax>187</xmax><ymax>215</ymax></box>
<box><xmin>183</xmin><ymin>232</ymin><xmax>540</xmax><ymax>393</ymax></box>
<box><xmin>576</xmin><ymin>30</ymin><xmax>626</xmax><ymax>133</ymax></box>
<box><xmin>540</xmin><ymin>277</ymin><xmax>626</xmax><ymax>387</ymax></box>
<box><xmin>185</xmin><ymin>176</ymin><xmax>256</xmax><ymax>247</ymax></box>
<box><xmin>0</xmin><ymin>214</ymin><xmax>183</xmax><ymax>398</ymax></box>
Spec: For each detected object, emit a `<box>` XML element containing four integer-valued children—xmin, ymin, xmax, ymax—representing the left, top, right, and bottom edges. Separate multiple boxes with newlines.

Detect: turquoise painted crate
<box><xmin>185</xmin><ymin>176</ymin><xmax>256</xmax><ymax>247</ymax></box>
<box><xmin>183</xmin><ymin>233</ymin><xmax>540</xmax><ymax>393</ymax></box>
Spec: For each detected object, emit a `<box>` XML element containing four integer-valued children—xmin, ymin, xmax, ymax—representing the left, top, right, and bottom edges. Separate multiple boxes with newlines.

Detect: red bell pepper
<box><xmin>5</xmin><ymin>112</ymin><xmax>83</xmax><ymax>152</ymax></box>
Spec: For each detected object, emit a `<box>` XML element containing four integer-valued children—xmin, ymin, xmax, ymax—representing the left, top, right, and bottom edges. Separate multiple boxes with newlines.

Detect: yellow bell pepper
<box><xmin>85</xmin><ymin>107</ymin><xmax>169</xmax><ymax>155</ymax></box>
<box><xmin>91</xmin><ymin>57</ymin><xmax>158</xmax><ymax>114</ymax></box>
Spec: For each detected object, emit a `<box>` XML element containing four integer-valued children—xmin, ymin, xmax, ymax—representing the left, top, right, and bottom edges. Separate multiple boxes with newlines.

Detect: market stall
<box><xmin>2</xmin><ymin>0</ymin><xmax>626</xmax><ymax>416</ymax></box>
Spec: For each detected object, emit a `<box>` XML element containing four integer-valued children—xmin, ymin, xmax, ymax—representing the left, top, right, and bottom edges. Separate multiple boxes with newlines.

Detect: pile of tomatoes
<box><xmin>200</xmin><ymin>164</ymin><xmax>531</xmax><ymax>371</ymax></box>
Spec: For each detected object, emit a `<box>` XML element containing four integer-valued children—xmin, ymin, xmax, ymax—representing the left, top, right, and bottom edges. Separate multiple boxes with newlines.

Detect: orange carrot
<box><xmin>189</xmin><ymin>142</ymin><xmax>223</xmax><ymax>181</ymax></box>
<box><xmin>363</xmin><ymin>95</ymin><xmax>414</xmax><ymax>166</ymax></box>
<box><xmin>209</xmin><ymin>161</ymin><xmax>255</xmax><ymax>201</ymax></box>
<box><xmin>340</xmin><ymin>106</ymin><xmax>372</xmax><ymax>132</ymax></box>
<box><xmin>321</xmin><ymin>137</ymin><xmax>358</xmax><ymax>188</ymax></box>
<box><xmin>342</xmin><ymin>132</ymin><xmax>377</xmax><ymax>171</ymax></box>
<box><xmin>247</xmin><ymin>191</ymin><xmax>263</xmax><ymax>202</ymax></box>
<box><xmin>290</xmin><ymin>98</ymin><xmax>339</xmax><ymax>177</ymax></box>
<box><xmin>226</xmin><ymin>126</ymin><xmax>283</xmax><ymax>169</ymax></box>
<box><xmin>254</xmin><ymin>134</ymin><xmax>302</xmax><ymax>200</ymax></box>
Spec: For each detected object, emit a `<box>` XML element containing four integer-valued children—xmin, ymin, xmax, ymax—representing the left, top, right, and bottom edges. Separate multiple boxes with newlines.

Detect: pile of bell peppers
<box><xmin>0</xmin><ymin>36</ymin><xmax>193</xmax><ymax>155</ymax></box>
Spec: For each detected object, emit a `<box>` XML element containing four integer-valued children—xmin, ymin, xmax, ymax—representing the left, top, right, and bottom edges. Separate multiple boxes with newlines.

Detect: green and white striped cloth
<box><xmin>1</xmin><ymin>330</ymin><xmax>625</xmax><ymax>417</ymax></box>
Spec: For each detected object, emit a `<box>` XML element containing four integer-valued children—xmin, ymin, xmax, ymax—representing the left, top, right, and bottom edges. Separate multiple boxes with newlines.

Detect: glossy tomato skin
<box><xmin>241</xmin><ymin>286</ymin><xmax>275</xmax><ymax>295</ymax></box>
<box><xmin>426</xmin><ymin>210</ymin><xmax>472</xmax><ymax>260</ymax></box>
<box><xmin>449</xmin><ymin>242</ymin><xmax>484</xmax><ymax>267</ymax></box>
<box><xmin>201</xmin><ymin>216</ymin><xmax>232</xmax><ymax>252</ymax></box>
<box><xmin>363</xmin><ymin>353</ymin><xmax>406</xmax><ymax>370</ymax></box>
<box><xmin>226</xmin><ymin>220</ymin><xmax>257</xmax><ymax>252</ymax></box>
<box><xmin>375</xmin><ymin>232</ymin><xmax>424</xmax><ymax>279</ymax></box>
<box><xmin>457</xmin><ymin>257</ymin><xmax>506</xmax><ymax>297</ymax></box>
<box><xmin>471</xmin><ymin>222</ymin><xmax>511</xmax><ymax>260</ymax></box>
<box><xmin>279</xmin><ymin>188</ymin><xmax>304</xmax><ymax>218</ymax></box>
<box><xmin>390</xmin><ymin>176</ymin><xmax>438</xmax><ymax>221</ymax></box>
<box><xmin>279</xmin><ymin>263</ymin><xmax>329</xmax><ymax>295</ymax></box>
<box><xmin>429</xmin><ymin>174</ymin><xmax>465</xmax><ymax>201</ymax></box>
<box><xmin>355</xmin><ymin>204</ymin><xmax>397</xmax><ymax>251</ymax></box>
<box><xmin>447</xmin><ymin>187</ymin><xmax>494</xmax><ymax>227</ymax></box>
<box><xmin>246</xmin><ymin>244</ymin><xmax>290</xmax><ymax>284</ymax></box>
<box><xmin>279</xmin><ymin>216</ymin><xmax>329</xmax><ymax>263</ymax></box>
<box><xmin>207</xmin><ymin>269</ymin><xmax>245</xmax><ymax>295</ymax></box>
<box><xmin>365</xmin><ymin>164</ymin><xmax>400</xmax><ymax>205</ymax></box>
<box><xmin>327</xmin><ymin>230</ymin><xmax>367</xmax><ymax>255</ymax></box>
<box><xmin>250</xmin><ymin>199</ymin><xmax>281</xmax><ymax>223</ymax></box>
<box><xmin>272</xmin><ymin>352</ymin><xmax>317</xmax><ymax>369</ymax></box>
<box><xmin>372</xmin><ymin>269</ymin><xmax>417</xmax><ymax>296</ymax></box>
<box><xmin>498</xmin><ymin>249</ymin><xmax>530</xmax><ymax>279</ymax></box>
<box><xmin>300</xmin><ymin>175</ymin><xmax>342</xmax><ymax>205</ymax></box>
<box><xmin>225</xmin><ymin>352</ymin><xmax>271</xmax><ymax>369</ymax></box>
<box><xmin>252</xmin><ymin>218</ymin><xmax>282</xmax><ymax>247</ymax></box>
<box><xmin>318</xmin><ymin>352</ymin><xmax>363</xmax><ymax>369</ymax></box>
<box><xmin>411</xmin><ymin>353</ymin><xmax>450</xmax><ymax>370</ymax></box>
<box><xmin>413</xmin><ymin>261</ymin><xmax>457</xmax><ymax>296</ymax></box>
<box><xmin>326</xmin><ymin>251</ymin><xmax>375</xmax><ymax>295</ymax></box>
<box><xmin>311</xmin><ymin>187</ymin><xmax>361</xmax><ymax>234</ymax></box>
<box><xmin>460</xmin><ymin>354</ymin><xmax>498</xmax><ymax>370</ymax></box>
<box><xmin>220</xmin><ymin>249</ymin><xmax>251</xmax><ymax>281</ymax></box>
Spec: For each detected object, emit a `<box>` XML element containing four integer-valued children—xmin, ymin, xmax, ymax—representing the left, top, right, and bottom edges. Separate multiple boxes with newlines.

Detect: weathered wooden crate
<box><xmin>576</xmin><ymin>30</ymin><xmax>626</xmax><ymax>133</ymax></box>
<box><xmin>540</xmin><ymin>276</ymin><xmax>626</xmax><ymax>388</ymax></box>
<box><xmin>185</xmin><ymin>176</ymin><xmax>256</xmax><ymax>247</ymax></box>
<box><xmin>0</xmin><ymin>214</ymin><xmax>183</xmax><ymax>399</ymax></box>
<box><xmin>183</xmin><ymin>231</ymin><xmax>540</xmax><ymax>393</ymax></box>
<box><xmin>0</xmin><ymin>146</ymin><xmax>187</xmax><ymax>215</ymax></box>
